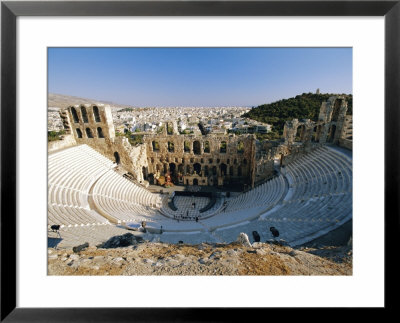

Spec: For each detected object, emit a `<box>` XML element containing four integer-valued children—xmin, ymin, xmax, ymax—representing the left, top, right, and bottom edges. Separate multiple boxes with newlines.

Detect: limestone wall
<box><xmin>48</xmin><ymin>134</ymin><xmax>77</xmax><ymax>153</ymax></box>
<box><xmin>144</xmin><ymin>132</ymin><xmax>256</xmax><ymax>186</ymax></box>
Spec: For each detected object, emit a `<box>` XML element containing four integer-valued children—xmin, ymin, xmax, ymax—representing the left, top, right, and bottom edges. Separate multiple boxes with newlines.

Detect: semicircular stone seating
<box><xmin>48</xmin><ymin>144</ymin><xmax>352</xmax><ymax>247</ymax></box>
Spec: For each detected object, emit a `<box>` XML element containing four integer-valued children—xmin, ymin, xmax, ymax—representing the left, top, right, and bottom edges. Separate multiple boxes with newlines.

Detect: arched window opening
<box><xmin>186</xmin><ymin>165</ymin><xmax>191</xmax><ymax>174</ymax></box>
<box><xmin>204</xmin><ymin>166</ymin><xmax>209</xmax><ymax>176</ymax></box>
<box><xmin>152</xmin><ymin>141</ymin><xmax>160</xmax><ymax>152</ymax></box>
<box><xmin>167</xmin><ymin>122</ymin><xmax>173</xmax><ymax>135</ymax></box>
<box><xmin>169</xmin><ymin>163</ymin><xmax>176</xmax><ymax>175</ymax></box>
<box><xmin>86</xmin><ymin>128</ymin><xmax>93</xmax><ymax>138</ymax></box>
<box><xmin>142</xmin><ymin>166</ymin><xmax>148</xmax><ymax>180</ymax></box>
<box><xmin>220</xmin><ymin>163</ymin><xmax>227</xmax><ymax>176</ymax></box>
<box><xmin>212</xmin><ymin>166</ymin><xmax>217</xmax><ymax>175</ymax></box>
<box><xmin>331</xmin><ymin>99</ymin><xmax>342</xmax><ymax>122</ymax></box>
<box><xmin>193</xmin><ymin>163</ymin><xmax>201</xmax><ymax>175</ymax></box>
<box><xmin>220</xmin><ymin>141</ymin><xmax>227</xmax><ymax>153</ymax></box>
<box><xmin>93</xmin><ymin>106</ymin><xmax>101</xmax><ymax>122</ymax></box>
<box><xmin>237</xmin><ymin>141</ymin><xmax>244</xmax><ymax>153</ymax></box>
<box><xmin>193</xmin><ymin>141</ymin><xmax>201</xmax><ymax>155</ymax></box>
<box><xmin>237</xmin><ymin>166</ymin><xmax>242</xmax><ymax>176</ymax></box>
<box><xmin>209</xmin><ymin>159</ymin><xmax>213</xmax><ymax>164</ymax></box>
<box><xmin>76</xmin><ymin>128</ymin><xmax>82</xmax><ymax>138</ymax></box>
<box><xmin>168</xmin><ymin>141</ymin><xmax>174</xmax><ymax>152</ymax></box>
<box><xmin>243</xmin><ymin>159</ymin><xmax>247</xmax><ymax>165</ymax></box>
<box><xmin>327</xmin><ymin>125</ymin><xmax>336</xmax><ymax>143</ymax></box>
<box><xmin>70</xmin><ymin>107</ymin><xmax>79</xmax><ymax>123</ymax></box>
<box><xmin>204</xmin><ymin>141</ymin><xmax>210</xmax><ymax>153</ymax></box>
<box><xmin>184</xmin><ymin>141</ymin><xmax>191</xmax><ymax>153</ymax></box>
<box><xmin>81</xmin><ymin>106</ymin><xmax>89</xmax><ymax>123</ymax></box>
<box><xmin>193</xmin><ymin>179</ymin><xmax>199</xmax><ymax>185</ymax></box>
<box><xmin>295</xmin><ymin>125</ymin><xmax>305</xmax><ymax>142</ymax></box>
<box><xmin>97</xmin><ymin>127</ymin><xmax>104</xmax><ymax>138</ymax></box>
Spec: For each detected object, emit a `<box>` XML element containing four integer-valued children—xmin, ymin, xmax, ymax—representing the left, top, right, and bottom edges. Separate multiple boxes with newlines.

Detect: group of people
<box><xmin>173</xmin><ymin>213</ymin><xmax>200</xmax><ymax>222</ymax></box>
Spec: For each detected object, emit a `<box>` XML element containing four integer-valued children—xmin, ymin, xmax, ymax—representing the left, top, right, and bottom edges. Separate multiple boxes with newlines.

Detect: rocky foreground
<box><xmin>48</xmin><ymin>233</ymin><xmax>352</xmax><ymax>276</ymax></box>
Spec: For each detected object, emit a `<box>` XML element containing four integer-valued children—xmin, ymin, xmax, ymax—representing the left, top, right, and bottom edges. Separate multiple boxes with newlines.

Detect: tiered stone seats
<box><xmin>48</xmin><ymin>145</ymin><xmax>114</xmax><ymax>227</ymax></box>
<box><xmin>158</xmin><ymin>195</ymin><xmax>225</xmax><ymax>220</ymax></box>
<box><xmin>48</xmin><ymin>144</ymin><xmax>352</xmax><ymax>247</ymax></box>
<box><xmin>195</xmin><ymin>147</ymin><xmax>352</xmax><ymax>246</ymax></box>
<box><xmin>224</xmin><ymin>174</ymin><xmax>287</xmax><ymax>212</ymax></box>
<box><xmin>92</xmin><ymin>169</ymin><xmax>164</xmax><ymax>224</ymax></box>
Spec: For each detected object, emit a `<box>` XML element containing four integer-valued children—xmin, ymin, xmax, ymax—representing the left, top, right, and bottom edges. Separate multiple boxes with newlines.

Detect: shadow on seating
<box><xmin>48</xmin><ymin>237</ymin><xmax>63</xmax><ymax>248</ymax></box>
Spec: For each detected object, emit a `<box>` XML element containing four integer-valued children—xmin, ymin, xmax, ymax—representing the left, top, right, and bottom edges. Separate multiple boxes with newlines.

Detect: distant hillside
<box><xmin>48</xmin><ymin>93</ymin><xmax>131</xmax><ymax>110</ymax></box>
<box><xmin>242</xmin><ymin>93</ymin><xmax>353</xmax><ymax>137</ymax></box>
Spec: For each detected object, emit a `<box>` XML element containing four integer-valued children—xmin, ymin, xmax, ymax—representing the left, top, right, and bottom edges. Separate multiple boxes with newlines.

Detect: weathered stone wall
<box><xmin>48</xmin><ymin>134</ymin><xmax>77</xmax><ymax>153</ymax></box>
<box><xmin>283</xmin><ymin>96</ymin><xmax>351</xmax><ymax>147</ymax></box>
<box><xmin>60</xmin><ymin>105</ymin><xmax>148</xmax><ymax>183</ymax></box>
<box><xmin>144</xmin><ymin>129</ymin><xmax>256</xmax><ymax>187</ymax></box>
<box><xmin>338</xmin><ymin>138</ymin><xmax>353</xmax><ymax>150</ymax></box>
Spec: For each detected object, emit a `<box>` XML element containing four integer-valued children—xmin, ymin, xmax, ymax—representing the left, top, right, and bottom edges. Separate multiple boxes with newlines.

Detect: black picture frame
<box><xmin>1</xmin><ymin>0</ymin><xmax>398</xmax><ymax>321</ymax></box>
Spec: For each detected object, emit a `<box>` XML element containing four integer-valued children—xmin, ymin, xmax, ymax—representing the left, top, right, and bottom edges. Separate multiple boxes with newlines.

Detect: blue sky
<box><xmin>48</xmin><ymin>48</ymin><xmax>352</xmax><ymax>107</ymax></box>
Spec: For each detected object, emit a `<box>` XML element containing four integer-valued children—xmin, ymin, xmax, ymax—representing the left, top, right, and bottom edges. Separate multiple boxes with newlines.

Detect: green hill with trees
<box><xmin>242</xmin><ymin>93</ymin><xmax>352</xmax><ymax>140</ymax></box>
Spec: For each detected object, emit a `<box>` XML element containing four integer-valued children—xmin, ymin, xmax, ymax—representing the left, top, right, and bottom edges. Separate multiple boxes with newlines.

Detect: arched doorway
<box><xmin>295</xmin><ymin>125</ymin><xmax>305</xmax><ymax>142</ymax></box>
<box><xmin>327</xmin><ymin>124</ymin><xmax>336</xmax><ymax>143</ymax></box>
<box><xmin>142</xmin><ymin>166</ymin><xmax>148</xmax><ymax>180</ymax></box>
<box><xmin>114</xmin><ymin>152</ymin><xmax>120</xmax><ymax>164</ymax></box>
<box><xmin>311</xmin><ymin>126</ymin><xmax>318</xmax><ymax>142</ymax></box>
<box><xmin>220</xmin><ymin>163</ymin><xmax>227</xmax><ymax>176</ymax></box>
<box><xmin>169</xmin><ymin>163</ymin><xmax>176</xmax><ymax>177</ymax></box>
<box><xmin>193</xmin><ymin>141</ymin><xmax>201</xmax><ymax>155</ymax></box>
<box><xmin>193</xmin><ymin>178</ymin><xmax>199</xmax><ymax>186</ymax></box>
<box><xmin>331</xmin><ymin>99</ymin><xmax>342</xmax><ymax>122</ymax></box>
<box><xmin>193</xmin><ymin>163</ymin><xmax>201</xmax><ymax>175</ymax></box>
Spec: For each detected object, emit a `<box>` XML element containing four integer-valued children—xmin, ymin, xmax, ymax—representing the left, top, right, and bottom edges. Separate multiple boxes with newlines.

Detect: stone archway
<box><xmin>193</xmin><ymin>141</ymin><xmax>201</xmax><ymax>155</ymax></box>
<box><xmin>142</xmin><ymin>166</ymin><xmax>148</xmax><ymax>180</ymax></box>
<box><xmin>70</xmin><ymin>107</ymin><xmax>79</xmax><ymax>123</ymax></box>
<box><xmin>327</xmin><ymin>124</ymin><xmax>336</xmax><ymax>143</ymax></box>
<box><xmin>220</xmin><ymin>163</ymin><xmax>227</xmax><ymax>176</ymax></box>
<box><xmin>193</xmin><ymin>163</ymin><xmax>201</xmax><ymax>175</ymax></box>
<box><xmin>193</xmin><ymin>178</ymin><xmax>199</xmax><ymax>186</ymax></box>
<box><xmin>295</xmin><ymin>125</ymin><xmax>305</xmax><ymax>142</ymax></box>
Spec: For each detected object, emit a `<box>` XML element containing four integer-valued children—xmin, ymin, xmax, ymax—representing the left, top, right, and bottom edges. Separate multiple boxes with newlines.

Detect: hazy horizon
<box><xmin>48</xmin><ymin>48</ymin><xmax>352</xmax><ymax>107</ymax></box>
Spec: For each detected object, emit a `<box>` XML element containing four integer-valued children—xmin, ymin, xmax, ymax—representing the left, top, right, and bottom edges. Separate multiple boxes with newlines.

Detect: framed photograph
<box><xmin>1</xmin><ymin>0</ymin><xmax>398</xmax><ymax>320</ymax></box>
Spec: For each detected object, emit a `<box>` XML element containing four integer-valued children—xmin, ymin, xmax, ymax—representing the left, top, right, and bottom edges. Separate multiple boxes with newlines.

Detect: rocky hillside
<box><xmin>48</xmin><ymin>93</ymin><xmax>130</xmax><ymax>109</ymax></box>
<box><xmin>48</xmin><ymin>233</ymin><xmax>352</xmax><ymax>276</ymax></box>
